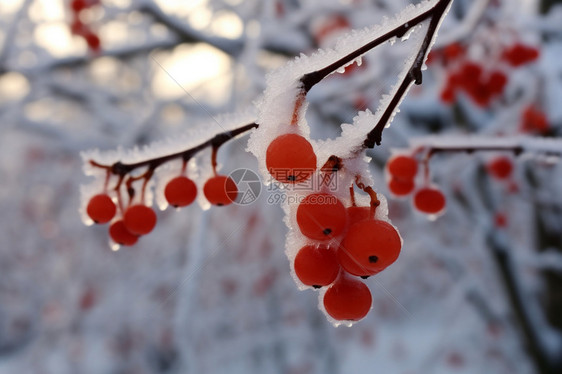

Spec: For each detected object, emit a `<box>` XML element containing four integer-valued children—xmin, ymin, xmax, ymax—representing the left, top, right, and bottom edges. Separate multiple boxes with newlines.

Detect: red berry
<box><xmin>313</xmin><ymin>14</ymin><xmax>350</xmax><ymax>44</ymax></box>
<box><xmin>203</xmin><ymin>175</ymin><xmax>238</xmax><ymax>206</ymax></box>
<box><xmin>109</xmin><ymin>220</ymin><xmax>138</xmax><ymax>246</ymax></box>
<box><xmin>85</xmin><ymin>33</ymin><xmax>101</xmax><ymax>51</ymax></box>
<box><xmin>266</xmin><ymin>133</ymin><xmax>317</xmax><ymax>184</ymax></box>
<box><xmin>387</xmin><ymin>155</ymin><xmax>418</xmax><ymax>180</ymax></box>
<box><xmin>413</xmin><ymin>187</ymin><xmax>446</xmax><ymax>215</ymax></box>
<box><xmin>426</xmin><ymin>50</ymin><xmax>439</xmax><ymax>65</ymax></box>
<box><xmin>123</xmin><ymin>204</ymin><xmax>157</xmax><ymax>235</ymax></box>
<box><xmin>86</xmin><ymin>193</ymin><xmax>116</xmax><ymax>224</ymax></box>
<box><xmin>338</xmin><ymin>220</ymin><xmax>401</xmax><ymax>275</ymax></box>
<box><xmin>487</xmin><ymin>71</ymin><xmax>508</xmax><ymax>95</ymax></box>
<box><xmin>487</xmin><ymin>156</ymin><xmax>513</xmax><ymax>180</ymax></box>
<box><xmin>294</xmin><ymin>245</ymin><xmax>340</xmax><ymax>288</ymax></box>
<box><xmin>443</xmin><ymin>42</ymin><xmax>464</xmax><ymax>61</ymax></box>
<box><xmin>71</xmin><ymin>0</ymin><xmax>88</xmax><ymax>13</ymax></box>
<box><xmin>388</xmin><ymin>177</ymin><xmax>415</xmax><ymax>196</ymax></box>
<box><xmin>521</xmin><ymin>106</ymin><xmax>549</xmax><ymax>134</ymax></box>
<box><xmin>337</xmin><ymin>245</ymin><xmax>381</xmax><ymax>277</ymax></box>
<box><xmin>70</xmin><ymin>18</ymin><xmax>86</xmax><ymax>35</ymax></box>
<box><xmin>347</xmin><ymin>206</ymin><xmax>371</xmax><ymax>226</ymax></box>
<box><xmin>440</xmin><ymin>86</ymin><xmax>456</xmax><ymax>104</ymax></box>
<box><xmin>502</xmin><ymin>44</ymin><xmax>539</xmax><ymax>67</ymax></box>
<box><xmin>494</xmin><ymin>212</ymin><xmax>507</xmax><ymax>228</ymax></box>
<box><xmin>296</xmin><ymin>193</ymin><xmax>347</xmax><ymax>240</ymax></box>
<box><xmin>79</xmin><ymin>287</ymin><xmax>97</xmax><ymax>310</ymax></box>
<box><xmin>323</xmin><ymin>276</ymin><xmax>372</xmax><ymax>321</ymax></box>
<box><xmin>164</xmin><ymin>176</ymin><xmax>197</xmax><ymax>207</ymax></box>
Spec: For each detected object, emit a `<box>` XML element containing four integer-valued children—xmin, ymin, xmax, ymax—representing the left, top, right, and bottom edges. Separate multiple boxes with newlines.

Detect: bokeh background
<box><xmin>1</xmin><ymin>0</ymin><xmax>562</xmax><ymax>373</ymax></box>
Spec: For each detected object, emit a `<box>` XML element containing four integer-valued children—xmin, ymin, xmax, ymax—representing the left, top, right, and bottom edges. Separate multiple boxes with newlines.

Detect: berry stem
<box><xmin>103</xmin><ymin>169</ymin><xmax>111</xmax><ymax>192</ymax></box>
<box><xmin>211</xmin><ymin>146</ymin><xmax>218</xmax><ymax>176</ymax></box>
<box><xmin>290</xmin><ymin>94</ymin><xmax>305</xmax><ymax>125</ymax></box>
<box><xmin>113</xmin><ymin>175</ymin><xmax>125</xmax><ymax>214</ymax></box>
<box><xmin>349</xmin><ymin>185</ymin><xmax>357</xmax><ymax>207</ymax></box>
<box><xmin>355</xmin><ymin>176</ymin><xmax>380</xmax><ymax>217</ymax></box>
<box><xmin>180</xmin><ymin>159</ymin><xmax>188</xmax><ymax>176</ymax></box>
<box><xmin>422</xmin><ymin>153</ymin><xmax>431</xmax><ymax>185</ymax></box>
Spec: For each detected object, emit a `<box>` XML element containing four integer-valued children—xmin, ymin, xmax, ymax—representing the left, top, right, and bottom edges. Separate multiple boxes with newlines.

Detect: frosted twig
<box><xmin>139</xmin><ymin>0</ymin><xmax>245</xmax><ymax>57</ymax></box>
<box><xmin>434</xmin><ymin>0</ymin><xmax>491</xmax><ymax>47</ymax></box>
<box><xmin>86</xmin><ymin>0</ymin><xmax>455</xmax><ymax>196</ymax></box>
<box><xmin>0</xmin><ymin>0</ymin><xmax>33</xmax><ymax>74</ymax></box>
<box><xmin>89</xmin><ymin>122</ymin><xmax>259</xmax><ymax>176</ymax></box>
<box><xmin>362</xmin><ymin>0</ymin><xmax>453</xmax><ymax>148</ymax></box>
<box><xmin>408</xmin><ymin>136</ymin><xmax>562</xmax><ymax>158</ymax></box>
<box><xmin>487</xmin><ymin>229</ymin><xmax>562</xmax><ymax>373</ymax></box>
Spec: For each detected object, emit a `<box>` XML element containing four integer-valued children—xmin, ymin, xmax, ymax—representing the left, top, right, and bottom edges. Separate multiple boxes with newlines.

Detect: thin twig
<box><xmin>89</xmin><ymin>122</ymin><xmax>259</xmax><ymax>176</ymax></box>
<box><xmin>363</xmin><ymin>0</ymin><xmax>453</xmax><ymax>148</ymax></box>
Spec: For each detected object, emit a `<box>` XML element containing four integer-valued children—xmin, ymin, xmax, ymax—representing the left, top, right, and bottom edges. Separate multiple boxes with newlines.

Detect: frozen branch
<box><xmin>433</xmin><ymin>0</ymin><xmax>490</xmax><ymax>47</ymax></box>
<box><xmin>0</xmin><ymin>0</ymin><xmax>33</xmax><ymax>75</ymax></box>
<box><xmin>89</xmin><ymin>122</ymin><xmax>259</xmax><ymax>176</ymax></box>
<box><xmin>487</xmin><ymin>230</ymin><xmax>562</xmax><ymax>374</ymax></box>
<box><xmin>138</xmin><ymin>1</ymin><xmax>245</xmax><ymax>57</ymax></box>
<box><xmin>408</xmin><ymin>135</ymin><xmax>562</xmax><ymax>158</ymax></box>
<box><xmin>85</xmin><ymin>0</ymin><xmax>456</xmax><ymax>186</ymax></box>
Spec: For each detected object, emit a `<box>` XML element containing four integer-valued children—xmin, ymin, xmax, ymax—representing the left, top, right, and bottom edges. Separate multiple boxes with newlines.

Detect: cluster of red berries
<box><xmin>294</xmin><ymin>194</ymin><xmax>401</xmax><ymax>322</ymax></box>
<box><xmin>440</xmin><ymin>62</ymin><xmax>508</xmax><ymax>107</ymax></box>
<box><xmin>433</xmin><ymin>41</ymin><xmax>539</xmax><ymax>107</ymax></box>
<box><xmin>68</xmin><ymin>0</ymin><xmax>102</xmax><ymax>52</ymax></box>
<box><xmin>264</xmin><ymin>129</ymin><xmax>401</xmax><ymax>322</ymax></box>
<box><xmin>501</xmin><ymin>44</ymin><xmax>540</xmax><ymax>67</ymax></box>
<box><xmin>85</xmin><ymin>174</ymin><xmax>238</xmax><ymax>247</ymax></box>
<box><xmin>386</xmin><ymin>155</ymin><xmax>446</xmax><ymax>216</ymax></box>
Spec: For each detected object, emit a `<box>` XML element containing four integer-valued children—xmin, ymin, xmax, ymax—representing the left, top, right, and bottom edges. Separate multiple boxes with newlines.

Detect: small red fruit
<box><xmin>443</xmin><ymin>42</ymin><xmax>464</xmax><ymax>61</ymax></box>
<box><xmin>338</xmin><ymin>220</ymin><xmax>402</xmax><ymax>275</ymax></box>
<box><xmin>346</xmin><ymin>206</ymin><xmax>371</xmax><ymax>226</ymax></box>
<box><xmin>203</xmin><ymin>175</ymin><xmax>238</xmax><ymax>206</ymax></box>
<box><xmin>494</xmin><ymin>212</ymin><xmax>508</xmax><ymax>228</ymax></box>
<box><xmin>440</xmin><ymin>86</ymin><xmax>456</xmax><ymax>104</ymax></box>
<box><xmin>388</xmin><ymin>177</ymin><xmax>415</xmax><ymax>196</ymax></box>
<box><xmin>323</xmin><ymin>276</ymin><xmax>372</xmax><ymax>321</ymax></box>
<box><xmin>487</xmin><ymin>156</ymin><xmax>513</xmax><ymax>180</ymax></box>
<box><xmin>296</xmin><ymin>193</ymin><xmax>347</xmax><ymax>240</ymax></box>
<box><xmin>487</xmin><ymin>71</ymin><xmax>508</xmax><ymax>95</ymax></box>
<box><xmin>86</xmin><ymin>193</ymin><xmax>116</xmax><ymax>224</ymax></box>
<box><xmin>165</xmin><ymin>176</ymin><xmax>197</xmax><ymax>207</ymax></box>
<box><xmin>313</xmin><ymin>14</ymin><xmax>350</xmax><ymax>44</ymax></box>
<box><xmin>70</xmin><ymin>19</ymin><xmax>86</xmax><ymax>35</ymax></box>
<box><xmin>109</xmin><ymin>220</ymin><xmax>138</xmax><ymax>246</ymax></box>
<box><xmin>266</xmin><ymin>133</ymin><xmax>317</xmax><ymax>184</ymax></box>
<box><xmin>387</xmin><ymin>155</ymin><xmax>418</xmax><ymax>180</ymax></box>
<box><xmin>521</xmin><ymin>106</ymin><xmax>549</xmax><ymax>134</ymax></box>
<box><xmin>502</xmin><ymin>44</ymin><xmax>539</xmax><ymax>67</ymax></box>
<box><xmin>85</xmin><ymin>33</ymin><xmax>101</xmax><ymax>51</ymax></box>
<box><xmin>294</xmin><ymin>245</ymin><xmax>340</xmax><ymax>288</ymax></box>
<box><xmin>123</xmin><ymin>204</ymin><xmax>157</xmax><ymax>235</ymax></box>
<box><xmin>413</xmin><ymin>187</ymin><xmax>446</xmax><ymax>215</ymax></box>
<box><xmin>71</xmin><ymin>0</ymin><xmax>88</xmax><ymax>13</ymax></box>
